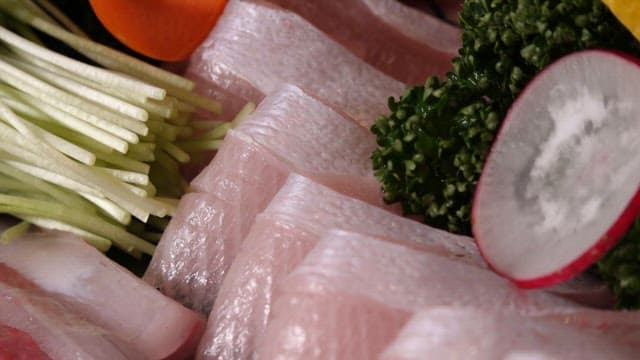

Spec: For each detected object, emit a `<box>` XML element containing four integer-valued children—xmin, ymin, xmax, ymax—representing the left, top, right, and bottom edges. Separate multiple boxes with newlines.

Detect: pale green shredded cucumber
<box><xmin>0</xmin><ymin>220</ymin><xmax>30</xmax><ymax>244</ymax></box>
<box><xmin>0</xmin><ymin>0</ymin><xmax>253</xmax><ymax>256</ymax></box>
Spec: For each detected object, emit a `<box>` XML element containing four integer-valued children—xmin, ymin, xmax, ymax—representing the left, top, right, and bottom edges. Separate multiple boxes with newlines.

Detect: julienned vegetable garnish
<box><xmin>473</xmin><ymin>49</ymin><xmax>640</xmax><ymax>288</ymax></box>
<box><xmin>88</xmin><ymin>0</ymin><xmax>228</xmax><ymax>61</ymax></box>
<box><xmin>0</xmin><ymin>0</ymin><xmax>247</xmax><ymax>256</ymax></box>
<box><xmin>371</xmin><ymin>0</ymin><xmax>640</xmax><ymax>307</ymax></box>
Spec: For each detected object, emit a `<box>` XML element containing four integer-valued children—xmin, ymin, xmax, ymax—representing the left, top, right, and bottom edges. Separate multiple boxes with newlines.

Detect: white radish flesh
<box><xmin>472</xmin><ymin>50</ymin><xmax>640</xmax><ymax>288</ymax></box>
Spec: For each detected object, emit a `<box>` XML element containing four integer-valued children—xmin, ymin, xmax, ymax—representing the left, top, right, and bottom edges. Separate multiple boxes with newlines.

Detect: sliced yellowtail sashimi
<box><xmin>0</xmin><ymin>230</ymin><xmax>205</xmax><ymax>360</ymax></box>
<box><xmin>143</xmin><ymin>192</ymin><xmax>246</xmax><ymax>314</ymax></box>
<box><xmin>145</xmin><ymin>85</ymin><xmax>392</xmax><ymax>314</ymax></box>
<box><xmin>264</xmin><ymin>0</ymin><xmax>460</xmax><ymax>84</ymax></box>
<box><xmin>185</xmin><ymin>0</ymin><xmax>406</xmax><ymax>127</ymax></box>
<box><xmin>193</xmin><ymin>84</ymin><xmax>388</xmax><ymax>208</ymax></box>
<box><xmin>256</xmin><ymin>230</ymin><xmax>582</xmax><ymax>359</ymax></box>
<box><xmin>380</xmin><ymin>306</ymin><xmax>639</xmax><ymax>360</ymax></box>
<box><xmin>197</xmin><ymin>174</ymin><xmax>482</xmax><ymax>360</ymax></box>
<box><xmin>0</xmin><ymin>263</ymin><xmax>143</xmax><ymax>359</ymax></box>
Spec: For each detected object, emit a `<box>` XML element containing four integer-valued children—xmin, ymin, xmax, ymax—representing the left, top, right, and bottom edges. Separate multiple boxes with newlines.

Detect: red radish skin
<box><xmin>472</xmin><ymin>49</ymin><xmax>640</xmax><ymax>288</ymax></box>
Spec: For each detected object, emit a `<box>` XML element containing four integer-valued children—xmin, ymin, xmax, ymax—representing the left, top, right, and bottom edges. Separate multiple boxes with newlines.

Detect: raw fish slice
<box><xmin>380</xmin><ymin>307</ymin><xmax>638</xmax><ymax>360</ymax></box>
<box><xmin>285</xmin><ymin>231</ymin><xmax>576</xmax><ymax>313</ymax></box>
<box><xmin>361</xmin><ymin>0</ymin><xmax>460</xmax><ymax>54</ymax></box>
<box><xmin>144</xmin><ymin>192</ymin><xmax>258</xmax><ymax>314</ymax></box>
<box><xmin>193</xmin><ymin>84</ymin><xmax>387</xmax><ymax>208</ymax></box>
<box><xmin>186</xmin><ymin>0</ymin><xmax>405</xmax><ymax>127</ymax></box>
<box><xmin>191</xmin><ymin>130</ymin><xmax>287</xmax><ymax>204</ymax></box>
<box><xmin>189</xmin><ymin>131</ymin><xmax>289</xmax><ymax>205</ymax></box>
<box><xmin>0</xmin><ymin>264</ymin><xmax>140</xmax><ymax>360</ymax></box>
<box><xmin>0</xmin><ymin>325</ymin><xmax>50</xmax><ymax>360</ymax></box>
<box><xmin>259</xmin><ymin>290</ymin><xmax>411</xmax><ymax>360</ymax></box>
<box><xmin>198</xmin><ymin>175</ymin><xmax>485</xmax><ymax>360</ymax></box>
<box><xmin>150</xmin><ymin>134</ymin><xmax>378</xmax><ymax>315</ymax></box>
<box><xmin>539</xmin><ymin>309</ymin><xmax>640</xmax><ymax>350</ymax></box>
<box><xmin>234</xmin><ymin>84</ymin><xmax>377</xmax><ymax>186</ymax></box>
<box><xmin>197</xmin><ymin>218</ymin><xmax>311</xmax><ymax>360</ymax></box>
<box><xmin>148</xmin><ymin>85</ymin><xmax>393</xmax><ymax>314</ymax></box>
<box><xmin>0</xmin><ymin>231</ymin><xmax>205</xmax><ymax>360</ymax></box>
<box><xmin>198</xmin><ymin>215</ymin><xmax>474</xmax><ymax>360</ymax></box>
<box><xmin>266</xmin><ymin>0</ymin><xmax>460</xmax><ymax>84</ymax></box>
<box><xmin>189</xmin><ymin>62</ymin><xmax>264</xmax><ymax>122</ymax></box>
<box><xmin>256</xmin><ymin>231</ymin><xmax>580</xmax><ymax>359</ymax></box>
<box><xmin>259</xmin><ymin>174</ymin><xmax>479</xmax><ymax>263</ymax></box>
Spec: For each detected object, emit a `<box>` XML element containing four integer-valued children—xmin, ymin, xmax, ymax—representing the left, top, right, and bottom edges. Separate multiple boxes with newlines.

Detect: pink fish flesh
<box><xmin>0</xmin><ymin>231</ymin><xmax>205</xmax><ymax>360</ymax></box>
<box><xmin>0</xmin><ymin>263</ymin><xmax>141</xmax><ymax>360</ymax></box>
<box><xmin>198</xmin><ymin>174</ymin><xmax>488</xmax><ymax>359</ymax></box>
<box><xmin>146</xmin><ymin>85</ymin><xmax>392</xmax><ymax>313</ymax></box>
<box><xmin>255</xmin><ymin>230</ymin><xmax>581</xmax><ymax>359</ymax></box>
<box><xmin>380</xmin><ymin>306</ymin><xmax>639</xmax><ymax>359</ymax></box>
<box><xmin>185</xmin><ymin>0</ymin><xmax>405</xmax><ymax>127</ymax></box>
<box><xmin>265</xmin><ymin>0</ymin><xmax>460</xmax><ymax>84</ymax></box>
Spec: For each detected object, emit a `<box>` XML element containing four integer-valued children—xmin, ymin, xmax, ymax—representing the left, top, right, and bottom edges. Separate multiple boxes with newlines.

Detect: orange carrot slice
<box><xmin>89</xmin><ymin>0</ymin><xmax>227</xmax><ymax>61</ymax></box>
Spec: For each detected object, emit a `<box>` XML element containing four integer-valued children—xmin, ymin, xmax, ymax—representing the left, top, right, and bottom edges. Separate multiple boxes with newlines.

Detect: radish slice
<box><xmin>472</xmin><ymin>49</ymin><xmax>640</xmax><ymax>288</ymax></box>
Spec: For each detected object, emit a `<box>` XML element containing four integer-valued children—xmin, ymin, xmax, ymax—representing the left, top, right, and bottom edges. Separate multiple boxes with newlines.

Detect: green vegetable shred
<box><xmin>0</xmin><ymin>0</ymin><xmax>246</xmax><ymax>262</ymax></box>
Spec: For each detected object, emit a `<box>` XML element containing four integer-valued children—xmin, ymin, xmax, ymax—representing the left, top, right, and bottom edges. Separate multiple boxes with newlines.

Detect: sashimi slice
<box><xmin>186</xmin><ymin>0</ymin><xmax>405</xmax><ymax>127</ymax></box>
<box><xmin>192</xmin><ymin>84</ymin><xmax>386</xmax><ymax>207</ymax></box>
<box><xmin>0</xmin><ymin>324</ymin><xmax>50</xmax><ymax>360</ymax></box>
<box><xmin>250</xmin><ymin>174</ymin><xmax>479</xmax><ymax>263</ymax></box>
<box><xmin>0</xmin><ymin>231</ymin><xmax>205</xmax><ymax>360</ymax></box>
<box><xmin>256</xmin><ymin>230</ymin><xmax>580</xmax><ymax>359</ymax></box>
<box><xmin>265</xmin><ymin>0</ymin><xmax>460</xmax><ymax>84</ymax></box>
<box><xmin>362</xmin><ymin>0</ymin><xmax>460</xmax><ymax>54</ymax></box>
<box><xmin>260</xmin><ymin>291</ymin><xmax>411</xmax><ymax>360</ymax></box>
<box><xmin>197</xmin><ymin>174</ymin><xmax>492</xmax><ymax>360</ymax></box>
<box><xmin>197</xmin><ymin>216</ymin><xmax>477</xmax><ymax>359</ymax></box>
<box><xmin>197</xmin><ymin>218</ymin><xmax>313</xmax><ymax>360</ymax></box>
<box><xmin>144</xmin><ymin>192</ymin><xmax>252</xmax><ymax>314</ymax></box>
<box><xmin>0</xmin><ymin>264</ymin><xmax>140</xmax><ymax>360</ymax></box>
<box><xmin>380</xmin><ymin>307</ymin><xmax>639</xmax><ymax>360</ymax></box>
<box><xmin>146</xmin><ymin>85</ymin><xmax>392</xmax><ymax>313</ymax></box>
<box><xmin>539</xmin><ymin>309</ymin><xmax>640</xmax><ymax>349</ymax></box>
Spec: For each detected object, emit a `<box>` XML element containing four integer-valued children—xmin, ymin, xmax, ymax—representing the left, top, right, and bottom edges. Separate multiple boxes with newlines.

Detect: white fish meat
<box><xmin>0</xmin><ymin>231</ymin><xmax>205</xmax><ymax>360</ymax></box>
<box><xmin>198</xmin><ymin>174</ymin><xmax>486</xmax><ymax>359</ymax></box>
<box><xmin>266</xmin><ymin>0</ymin><xmax>460</xmax><ymax>83</ymax></box>
<box><xmin>146</xmin><ymin>85</ymin><xmax>392</xmax><ymax>314</ymax></box>
<box><xmin>186</xmin><ymin>0</ymin><xmax>405</xmax><ymax>126</ymax></box>
<box><xmin>256</xmin><ymin>230</ymin><xmax>580</xmax><ymax>359</ymax></box>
